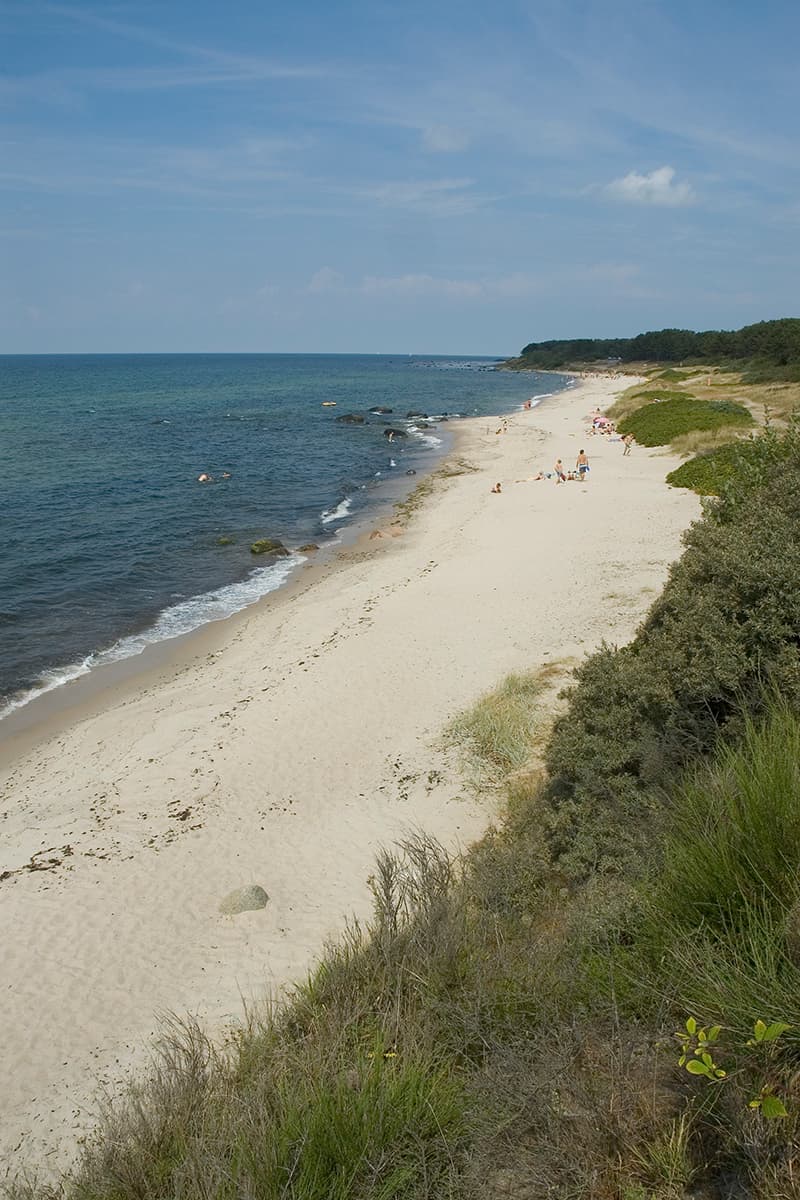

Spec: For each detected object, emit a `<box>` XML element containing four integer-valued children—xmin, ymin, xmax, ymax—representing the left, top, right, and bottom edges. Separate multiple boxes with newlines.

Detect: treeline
<box><xmin>515</xmin><ymin>316</ymin><xmax>800</xmax><ymax>378</ymax></box>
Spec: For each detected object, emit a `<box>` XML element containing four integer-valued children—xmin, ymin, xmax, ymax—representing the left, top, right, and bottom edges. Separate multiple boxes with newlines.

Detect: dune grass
<box><xmin>445</xmin><ymin>664</ymin><xmax>561</xmax><ymax>776</ymax></box>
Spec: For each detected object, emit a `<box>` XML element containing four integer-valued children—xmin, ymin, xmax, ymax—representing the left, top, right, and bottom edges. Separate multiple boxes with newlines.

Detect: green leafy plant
<box><xmin>675</xmin><ymin>1016</ymin><xmax>726</xmax><ymax>1079</ymax></box>
<box><xmin>676</xmin><ymin>1017</ymin><xmax>791</xmax><ymax>1116</ymax></box>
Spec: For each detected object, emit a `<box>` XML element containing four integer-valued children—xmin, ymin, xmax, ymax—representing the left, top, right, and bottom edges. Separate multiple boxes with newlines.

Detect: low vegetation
<box><xmin>616</xmin><ymin>396</ymin><xmax>753</xmax><ymax>447</ymax></box>
<box><xmin>10</xmin><ymin>423</ymin><xmax>800</xmax><ymax>1199</ymax></box>
<box><xmin>666</xmin><ymin>441</ymin><xmax>752</xmax><ymax>494</ymax></box>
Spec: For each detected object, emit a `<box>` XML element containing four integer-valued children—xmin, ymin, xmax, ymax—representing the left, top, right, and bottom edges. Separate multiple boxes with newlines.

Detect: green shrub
<box><xmin>619</xmin><ymin>397</ymin><xmax>754</xmax><ymax>447</ymax></box>
<box><xmin>655</xmin><ymin>368</ymin><xmax>696</xmax><ymax>382</ymax></box>
<box><xmin>542</xmin><ymin>449</ymin><xmax>800</xmax><ymax>879</ymax></box>
<box><xmin>667</xmin><ymin>442</ymin><xmax>749</xmax><ymax>494</ymax></box>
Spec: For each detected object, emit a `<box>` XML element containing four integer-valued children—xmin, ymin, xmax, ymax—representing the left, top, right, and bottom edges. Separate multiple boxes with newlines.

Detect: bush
<box><xmin>618</xmin><ymin>397</ymin><xmax>754</xmax><ymax>447</ymax></box>
<box><xmin>667</xmin><ymin>441</ymin><xmax>751</xmax><ymax>494</ymax></box>
<box><xmin>542</xmin><ymin>450</ymin><xmax>800</xmax><ymax>879</ymax></box>
<box><xmin>655</xmin><ymin>368</ymin><xmax>697</xmax><ymax>382</ymax></box>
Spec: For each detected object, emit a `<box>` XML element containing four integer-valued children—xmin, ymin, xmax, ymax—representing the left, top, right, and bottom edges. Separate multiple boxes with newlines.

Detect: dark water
<box><xmin>0</xmin><ymin>353</ymin><xmax>570</xmax><ymax>715</ymax></box>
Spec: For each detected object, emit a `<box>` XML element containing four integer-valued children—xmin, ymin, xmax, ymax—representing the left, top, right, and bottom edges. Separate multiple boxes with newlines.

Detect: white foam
<box><xmin>0</xmin><ymin>555</ymin><xmax>302</xmax><ymax>722</ymax></box>
<box><xmin>320</xmin><ymin>497</ymin><xmax>353</xmax><ymax>525</ymax></box>
<box><xmin>407</xmin><ymin>425</ymin><xmax>443</xmax><ymax>448</ymax></box>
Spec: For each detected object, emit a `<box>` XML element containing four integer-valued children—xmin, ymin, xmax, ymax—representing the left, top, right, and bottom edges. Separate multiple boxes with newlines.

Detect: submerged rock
<box><xmin>219</xmin><ymin>884</ymin><xmax>269</xmax><ymax>916</ymax></box>
<box><xmin>406</xmin><ymin>410</ymin><xmax>428</xmax><ymax>418</ymax></box>
<box><xmin>335</xmin><ymin>413</ymin><xmax>366</xmax><ymax>424</ymax></box>
<box><xmin>216</xmin><ymin>536</ymin><xmax>235</xmax><ymax>546</ymax></box>
<box><xmin>250</xmin><ymin>538</ymin><xmax>290</xmax><ymax>556</ymax></box>
<box><xmin>297</xmin><ymin>542</ymin><xmax>319</xmax><ymax>553</ymax></box>
<box><xmin>369</xmin><ymin>406</ymin><xmax>393</xmax><ymax>414</ymax></box>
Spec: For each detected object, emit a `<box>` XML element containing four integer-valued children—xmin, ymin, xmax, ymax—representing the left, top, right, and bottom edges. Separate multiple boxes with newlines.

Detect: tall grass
<box><xmin>445</xmin><ymin>666</ymin><xmax>558</xmax><ymax>776</ymax></box>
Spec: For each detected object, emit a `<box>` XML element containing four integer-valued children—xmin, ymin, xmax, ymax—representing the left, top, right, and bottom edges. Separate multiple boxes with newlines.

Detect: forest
<box><xmin>514</xmin><ymin>317</ymin><xmax>800</xmax><ymax>380</ymax></box>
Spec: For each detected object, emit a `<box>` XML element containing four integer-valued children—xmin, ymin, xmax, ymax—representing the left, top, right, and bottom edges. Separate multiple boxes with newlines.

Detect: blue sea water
<box><xmin>0</xmin><ymin>354</ymin><xmax>570</xmax><ymax>717</ymax></box>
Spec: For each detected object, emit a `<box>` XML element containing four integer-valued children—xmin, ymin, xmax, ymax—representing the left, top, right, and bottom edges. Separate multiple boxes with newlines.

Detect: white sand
<box><xmin>0</xmin><ymin>375</ymin><xmax>699</xmax><ymax>1179</ymax></box>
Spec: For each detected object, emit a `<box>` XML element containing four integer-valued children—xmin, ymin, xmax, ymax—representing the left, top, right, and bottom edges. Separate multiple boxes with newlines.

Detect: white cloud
<box><xmin>421</xmin><ymin>125</ymin><xmax>470</xmax><ymax>153</ymax></box>
<box><xmin>605</xmin><ymin>165</ymin><xmax>694</xmax><ymax>207</ymax></box>
<box><xmin>307</xmin><ymin>267</ymin><xmax>344</xmax><ymax>293</ymax></box>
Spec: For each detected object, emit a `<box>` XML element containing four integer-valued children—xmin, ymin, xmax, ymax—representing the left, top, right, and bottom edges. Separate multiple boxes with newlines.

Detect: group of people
<box><xmin>552</xmin><ymin>450</ymin><xmax>590</xmax><ymax>484</ymax></box>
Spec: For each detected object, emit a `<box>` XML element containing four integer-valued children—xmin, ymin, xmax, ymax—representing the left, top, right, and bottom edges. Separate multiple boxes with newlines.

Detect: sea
<box><xmin>0</xmin><ymin>353</ymin><xmax>570</xmax><ymax>720</ymax></box>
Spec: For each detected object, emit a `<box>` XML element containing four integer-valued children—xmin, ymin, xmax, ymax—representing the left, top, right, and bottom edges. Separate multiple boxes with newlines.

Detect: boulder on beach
<box><xmin>297</xmin><ymin>543</ymin><xmax>319</xmax><ymax>553</ymax></box>
<box><xmin>369</xmin><ymin>406</ymin><xmax>393</xmax><ymax>415</ymax></box>
<box><xmin>335</xmin><ymin>413</ymin><xmax>366</xmax><ymax>424</ymax></box>
<box><xmin>250</xmin><ymin>538</ymin><xmax>290</xmax><ymax>556</ymax></box>
<box><xmin>219</xmin><ymin>884</ymin><xmax>269</xmax><ymax>916</ymax></box>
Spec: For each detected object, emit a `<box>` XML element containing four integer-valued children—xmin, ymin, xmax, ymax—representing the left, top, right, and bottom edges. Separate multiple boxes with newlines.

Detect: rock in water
<box><xmin>335</xmin><ymin>413</ymin><xmax>366</xmax><ymax>424</ymax></box>
<box><xmin>250</xmin><ymin>538</ymin><xmax>290</xmax><ymax>556</ymax></box>
<box><xmin>219</xmin><ymin>885</ymin><xmax>269</xmax><ymax>915</ymax></box>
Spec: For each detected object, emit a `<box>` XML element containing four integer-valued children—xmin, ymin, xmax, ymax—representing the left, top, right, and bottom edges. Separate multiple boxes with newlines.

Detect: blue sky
<box><xmin>2</xmin><ymin>0</ymin><xmax>799</xmax><ymax>354</ymax></box>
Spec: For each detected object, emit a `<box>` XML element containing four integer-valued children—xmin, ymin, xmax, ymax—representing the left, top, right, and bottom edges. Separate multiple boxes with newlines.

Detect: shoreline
<box><xmin>0</xmin><ymin>381</ymin><xmax>563</xmax><ymax>761</ymax></box>
<box><xmin>0</xmin><ymin>373</ymin><xmax>699</xmax><ymax>1179</ymax></box>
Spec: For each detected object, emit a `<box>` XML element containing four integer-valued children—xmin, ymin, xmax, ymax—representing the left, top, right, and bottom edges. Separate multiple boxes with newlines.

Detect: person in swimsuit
<box><xmin>576</xmin><ymin>450</ymin><xmax>590</xmax><ymax>481</ymax></box>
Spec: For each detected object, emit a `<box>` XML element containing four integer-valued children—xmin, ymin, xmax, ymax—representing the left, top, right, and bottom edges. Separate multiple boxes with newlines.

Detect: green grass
<box><xmin>618</xmin><ymin>396</ymin><xmax>754</xmax><ymax>447</ymax></box>
<box><xmin>445</xmin><ymin>666</ymin><xmax>558</xmax><ymax>775</ymax></box>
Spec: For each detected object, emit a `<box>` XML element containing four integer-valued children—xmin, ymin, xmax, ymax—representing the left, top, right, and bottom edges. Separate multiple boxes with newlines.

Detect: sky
<box><xmin>1</xmin><ymin>0</ymin><xmax>799</xmax><ymax>354</ymax></box>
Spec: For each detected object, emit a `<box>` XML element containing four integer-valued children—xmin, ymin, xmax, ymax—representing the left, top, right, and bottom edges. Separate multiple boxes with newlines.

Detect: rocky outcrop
<box><xmin>335</xmin><ymin>413</ymin><xmax>366</xmax><ymax>424</ymax></box>
<box><xmin>383</xmin><ymin>427</ymin><xmax>408</xmax><ymax>439</ymax></box>
<box><xmin>297</xmin><ymin>543</ymin><xmax>319</xmax><ymax>553</ymax></box>
<box><xmin>250</xmin><ymin>538</ymin><xmax>290</xmax><ymax>556</ymax></box>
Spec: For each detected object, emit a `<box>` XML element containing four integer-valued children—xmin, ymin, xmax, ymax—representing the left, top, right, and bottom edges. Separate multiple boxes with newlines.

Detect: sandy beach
<box><xmin>0</xmin><ymin>374</ymin><xmax>700</xmax><ymax>1180</ymax></box>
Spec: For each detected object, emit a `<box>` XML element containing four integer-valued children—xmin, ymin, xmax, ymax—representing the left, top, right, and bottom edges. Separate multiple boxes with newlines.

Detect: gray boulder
<box><xmin>219</xmin><ymin>884</ymin><xmax>270</xmax><ymax>915</ymax></box>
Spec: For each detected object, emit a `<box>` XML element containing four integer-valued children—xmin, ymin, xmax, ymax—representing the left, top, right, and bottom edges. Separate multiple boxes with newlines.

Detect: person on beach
<box><xmin>197</xmin><ymin>473</ymin><xmax>213</xmax><ymax>483</ymax></box>
<box><xmin>554</xmin><ymin>459</ymin><xmax>566</xmax><ymax>484</ymax></box>
<box><xmin>623</xmin><ymin>433</ymin><xmax>634</xmax><ymax>456</ymax></box>
<box><xmin>490</xmin><ymin>482</ymin><xmax>502</xmax><ymax>493</ymax></box>
<box><xmin>576</xmin><ymin>450</ymin><xmax>590</xmax><ymax>481</ymax></box>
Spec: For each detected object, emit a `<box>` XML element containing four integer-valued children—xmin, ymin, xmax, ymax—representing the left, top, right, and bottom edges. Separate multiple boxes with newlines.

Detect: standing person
<box><xmin>576</xmin><ymin>449</ymin><xmax>590</xmax><ymax>481</ymax></box>
<box><xmin>554</xmin><ymin>458</ymin><xmax>566</xmax><ymax>484</ymax></box>
<box><xmin>623</xmin><ymin>433</ymin><xmax>634</xmax><ymax>456</ymax></box>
